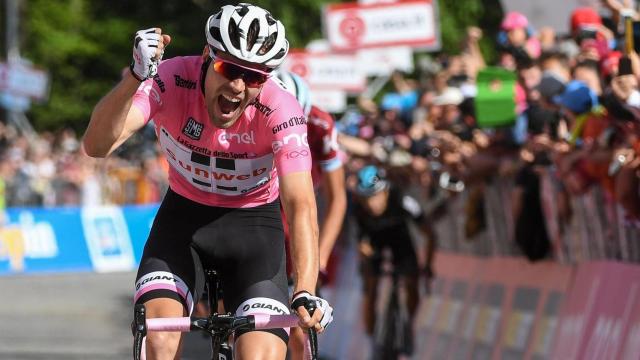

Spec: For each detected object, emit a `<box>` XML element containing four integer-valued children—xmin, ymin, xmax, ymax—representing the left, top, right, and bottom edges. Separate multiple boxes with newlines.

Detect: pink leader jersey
<box><xmin>132</xmin><ymin>56</ymin><xmax>311</xmax><ymax>208</ymax></box>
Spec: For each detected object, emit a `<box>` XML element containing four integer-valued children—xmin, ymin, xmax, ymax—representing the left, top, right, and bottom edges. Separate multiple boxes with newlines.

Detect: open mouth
<box><xmin>217</xmin><ymin>93</ymin><xmax>242</xmax><ymax>115</ymax></box>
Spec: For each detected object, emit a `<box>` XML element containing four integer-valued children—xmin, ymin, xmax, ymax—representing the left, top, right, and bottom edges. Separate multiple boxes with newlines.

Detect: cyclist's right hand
<box><xmin>130</xmin><ymin>27</ymin><xmax>171</xmax><ymax>81</ymax></box>
<box><xmin>291</xmin><ymin>291</ymin><xmax>334</xmax><ymax>333</ymax></box>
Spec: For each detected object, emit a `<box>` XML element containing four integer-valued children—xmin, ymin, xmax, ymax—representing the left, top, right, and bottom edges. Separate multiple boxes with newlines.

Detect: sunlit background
<box><xmin>1</xmin><ymin>0</ymin><xmax>640</xmax><ymax>359</ymax></box>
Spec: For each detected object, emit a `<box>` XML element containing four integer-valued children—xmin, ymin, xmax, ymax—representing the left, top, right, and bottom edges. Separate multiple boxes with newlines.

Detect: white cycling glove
<box><xmin>291</xmin><ymin>291</ymin><xmax>334</xmax><ymax>330</ymax></box>
<box><xmin>130</xmin><ymin>28</ymin><xmax>163</xmax><ymax>81</ymax></box>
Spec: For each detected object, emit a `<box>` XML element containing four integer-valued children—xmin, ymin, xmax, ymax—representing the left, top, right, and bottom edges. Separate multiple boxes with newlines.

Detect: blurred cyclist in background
<box><xmin>275</xmin><ymin>70</ymin><xmax>347</xmax><ymax>285</ymax></box>
<box><xmin>82</xmin><ymin>3</ymin><xmax>333</xmax><ymax>359</ymax></box>
<box><xmin>275</xmin><ymin>70</ymin><xmax>347</xmax><ymax>359</ymax></box>
<box><xmin>353</xmin><ymin>165</ymin><xmax>434</xmax><ymax>356</ymax></box>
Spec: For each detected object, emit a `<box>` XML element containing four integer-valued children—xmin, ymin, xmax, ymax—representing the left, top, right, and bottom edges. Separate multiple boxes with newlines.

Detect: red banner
<box><xmin>415</xmin><ymin>253</ymin><xmax>573</xmax><ymax>359</ymax></box>
<box><xmin>551</xmin><ymin>261</ymin><xmax>640</xmax><ymax>359</ymax></box>
<box><xmin>321</xmin><ymin>249</ymin><xmax>640</xmax><ymax>359</ymax></box>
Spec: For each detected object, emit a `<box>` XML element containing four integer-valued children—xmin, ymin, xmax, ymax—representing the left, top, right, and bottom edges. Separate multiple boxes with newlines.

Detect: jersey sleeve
<box><xmin>309</xmin><ymin>107</ymin><xmax>343</xmax><ymax>172</ymax></box>
<box><xmin>131</xmin><ymin>59</ymin><xmax>176</xmax><ymax>123</ymax></box>
<box><xmin>268</xmin><ymin>94</ymin><xmax>312</xmax><ymax>177</ymax></box>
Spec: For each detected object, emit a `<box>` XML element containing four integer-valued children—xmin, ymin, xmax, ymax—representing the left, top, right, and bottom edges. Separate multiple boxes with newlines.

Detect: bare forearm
<box><xmin>83</xmin><ymin>73</ymin><xmax>142</xmax><ymax>157</ymax></box>
<box><xmin>289</xmin><ymin>203</ymin><xmax>320</xmax><ymax>294</ymax></box>
<box><xmin>318</xmin><ymin>175</ymin><xmax>347</xmax><ymax>269</ymax></box>
<box><xmin>318</xmin><ymin>211</ymin><xmax>344</xmax><ymax>269</ymax></box>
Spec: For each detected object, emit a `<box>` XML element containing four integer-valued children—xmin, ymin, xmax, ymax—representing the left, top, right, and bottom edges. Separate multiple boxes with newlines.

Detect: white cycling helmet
<box><xmin>275</xmin><ymin>71</ymin><xmax>312</xmax><ymax>116</ymax></box>
<box><xmin>206</xmin><ymin>3</ymin><xmax>289</xmax><ymax>69</ymax></box>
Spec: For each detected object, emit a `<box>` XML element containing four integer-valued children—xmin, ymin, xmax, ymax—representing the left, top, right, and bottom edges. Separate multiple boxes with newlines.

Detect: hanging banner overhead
<box><xmin>282</xmin><ymin>51</ymin><xmax>366</xmax><ymax>92</ymax></box>
<box><xmin>323</xmin><ymin>0</ymin><xmax>440</xmax><ymax>51</ymax></box>
<box><xmin>0</xmin><ymin>62</ymin><xmax>49</xmax><ymax>101</ymax></box>
<box><xmin>357</xmin><ymin>46</ymin><xmax>414</xmax><ymax>76</ymax></box>
<box><xmin>311</xmin><ymin>89</ymin><xmax>348</xmax><ymax>113</ymax></box>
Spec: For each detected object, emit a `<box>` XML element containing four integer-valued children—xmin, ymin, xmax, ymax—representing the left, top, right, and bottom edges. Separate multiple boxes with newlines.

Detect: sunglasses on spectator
<box><xmin>213</xmin><ymin>58</ymin><xmax>270</xmax><ymax>88</ymax></box>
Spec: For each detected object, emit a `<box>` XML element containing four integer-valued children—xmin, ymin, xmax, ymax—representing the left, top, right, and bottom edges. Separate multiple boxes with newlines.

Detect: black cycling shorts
<box><xmin>134</xmin><ymin>188</ymin><xmax>290</xmax><ymax>342</ymax></box>
<box><xmin>361</xmin><ymin>235</ymin><xmax>419</xmax><ymax>278</ymax></box>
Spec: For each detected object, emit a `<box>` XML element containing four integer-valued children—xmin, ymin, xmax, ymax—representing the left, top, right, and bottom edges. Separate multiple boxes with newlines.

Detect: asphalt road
<box><xmin>0</xmin><ymin>271</ymin><xmax>211</xmax><ymax>360</ymax></box>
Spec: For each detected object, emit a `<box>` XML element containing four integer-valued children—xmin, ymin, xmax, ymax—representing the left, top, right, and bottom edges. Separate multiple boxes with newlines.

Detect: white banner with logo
<box><xmin>357</xmin><ymin>46</ymin><xmax>414</xmax><ymax>76</ymax></box>
<box><xmin>312</xmin><ymin>89</ymin><xmax>348</xmax><ymax>113</ymax></box>
<box><xmin>0</xmin><ymin>62</ymin><xmax>49</xmax><ymax>100</ymax></box>
<box><xmin>282</xmin><ymin>51</ymin><xmax>366</xmax><ymax>92</ymax></box>
<box><xmin>323</xmin><ymin>0</ymin><xmax>440</xmax><ymax>51</ymax></box>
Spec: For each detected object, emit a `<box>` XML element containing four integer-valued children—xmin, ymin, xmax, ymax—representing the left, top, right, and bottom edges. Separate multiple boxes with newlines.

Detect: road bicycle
<box><xmin>133</xmin><ymin>269</ymin><xmax>318</xmax><ymax>360</ymax></box>
<box><xmin>372</xmin><ymin>269</ymin><xmax>413</xmax><ymax>360</ymax></box>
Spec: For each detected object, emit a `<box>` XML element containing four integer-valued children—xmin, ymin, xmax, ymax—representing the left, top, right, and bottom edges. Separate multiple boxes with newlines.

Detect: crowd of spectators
<box><xmin>2</xmin><ymin>2</ymin><xmax>640</xmax><ymax>263</ymax></box>
<box><xmin>337</xmin><ymin>2</ymin><xmax>640</xmax><ymax>263</ymax></box>
<box><xmin>0</xmin><ymin>121</ymin><xmax>168</xmax><ymax>216</ymax></box>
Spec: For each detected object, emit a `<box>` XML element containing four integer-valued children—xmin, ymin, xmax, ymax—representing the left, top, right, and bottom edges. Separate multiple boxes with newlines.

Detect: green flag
<box><xmin>475</xmin><ymin>67</ymin><xmax>517</xmax><ymax>128</ymax></box>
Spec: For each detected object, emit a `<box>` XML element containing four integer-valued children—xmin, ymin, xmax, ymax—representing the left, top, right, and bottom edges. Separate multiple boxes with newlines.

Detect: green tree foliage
<box><xmin>18</xmin><ymin>0</ymin><xmax>499</xmax><ymax>130</ymax></box>
<box><xmin>437</xmin><ymin>0</ymin><xmax>503</xmax><ymax>60</ymax></box>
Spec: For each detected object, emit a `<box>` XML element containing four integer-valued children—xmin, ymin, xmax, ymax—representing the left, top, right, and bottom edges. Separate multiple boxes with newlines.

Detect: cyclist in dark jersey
<box><xmin>353</xmin><ymin>165</ymin><xmax>433</xmax><ymax>354</ymax></box>
<box><xmin>82</xmin><ymin>3</ymin><xmax>333</xmax><ymax>359</ymax></box>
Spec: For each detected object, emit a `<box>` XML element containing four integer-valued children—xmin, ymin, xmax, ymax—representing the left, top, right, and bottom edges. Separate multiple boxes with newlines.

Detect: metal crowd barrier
<box><xmin>432</xmin><ymin>170</ymin><xmax>640</xmax><ymax>264</ymax></box>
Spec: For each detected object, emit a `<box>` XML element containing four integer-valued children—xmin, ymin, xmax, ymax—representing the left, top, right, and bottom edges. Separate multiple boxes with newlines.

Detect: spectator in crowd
<box><xmin>2</xmin><ymin>3</ymin><xmax>640</xmax><ymax>265</ymax></box>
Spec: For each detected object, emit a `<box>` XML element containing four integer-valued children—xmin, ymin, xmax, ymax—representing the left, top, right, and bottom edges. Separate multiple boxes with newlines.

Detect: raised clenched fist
<box><xmin>130</xmin><ymin>28</ymin><xmax>171</xmax><ymax>81</ymax></box>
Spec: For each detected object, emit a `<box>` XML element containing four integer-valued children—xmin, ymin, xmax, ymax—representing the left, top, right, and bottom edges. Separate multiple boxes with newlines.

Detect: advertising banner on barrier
<box><xmin>323</xmin><ymin>251</ymin><xmax>573</xmax><ymax>359</ymax></box>
<box><xmin>282</xmin><ymin>51</ymin><xmax>366</xmax><ymax>92</ymax></box>
<box><xmin>416</xmin><ymin>255</ymin><xmax>572</xmax><ymax>359</ymax></box>
<box><xmin>323</xmin><ymin>0</ymin><xmax>440</xmax><ymax>51</ymax></box>
<box><xmin>551</xmin><ymin>261</ymin><xmax>640</xmax><ymax>359</ymax></box>
<box><xmin>0</xmin><ymin>205</ymin><xmax>158</xmax><ymax>275</ymax></box>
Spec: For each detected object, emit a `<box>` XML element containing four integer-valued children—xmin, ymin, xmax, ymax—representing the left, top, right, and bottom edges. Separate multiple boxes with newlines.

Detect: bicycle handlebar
<box><xmin>145</xmin><ymin>314</ymin><xmax>301</xmax><ymax>332</ymax></box>
<box><xmin>135</xmin><ymin>307</ymin><xmax>318</xmax><ymax>360</ymax></box>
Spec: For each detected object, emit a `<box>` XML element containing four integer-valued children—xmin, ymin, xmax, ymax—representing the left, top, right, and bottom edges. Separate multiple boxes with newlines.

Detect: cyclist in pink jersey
<box><xmin>82</xmin><ymin>3</ymin><xmax>333</xmax><ymax>360</ymax></box>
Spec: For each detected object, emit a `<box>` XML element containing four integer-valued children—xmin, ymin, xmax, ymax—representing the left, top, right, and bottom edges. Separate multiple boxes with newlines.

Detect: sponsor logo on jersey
<box><xmin>272</xmin><ymin>133</ymin><xmax>309</xmax><ymax>153</ymax></box>
<box><xmin>160</xmin><ymin>127</ymin><xmax>274</xmax><ymax>196</ymax></box>
<box><xmin>272</xmin><ymin>116</ymin><xmax>307</xmax><ymax>134</ymax></box>
<box><xmin>182</xmin><ymin>117</ymin><xmax>204</xmax><ymax>140</ymax></box>
<box><xmin>309</xmin><ymin>116</ymin><xmax>331</xmax><ymax>130</ymax></box>
<box><xmin>177</xmin><ymin>136</ymin><xmax>211</xmax><ymax>156</ymax></box>
<box><xmin>153</xmin><ymin>74</ymin><xmax>165</xmax><ymax>93</ymax></box>
<box><xmin>213</xmin><ymin>150</ymin><xmax>254</xmax><ymax>159</ymax></box>
<box><xmin>284</xmin><ymin>149</ymin><xmax>310</xmax><ymax>160</ymax></box>
<box><xmin>251</xmin><ymin>98</ymin><xmax>275</xmax><ymax>116</ymax></box>
<box><xmin>165</xmin><ymin>147</ymin><xmax>268</xmax><ymax>181</ymax></box>
<box><xmin>174</xmin><ymin>74</ymin><xmax>196</xmax><ymax>90</ymax></box>
<box><xmin>218</xmin><ymin>131</ymin><xmax>255</xmax><ymax>145</ymax></box>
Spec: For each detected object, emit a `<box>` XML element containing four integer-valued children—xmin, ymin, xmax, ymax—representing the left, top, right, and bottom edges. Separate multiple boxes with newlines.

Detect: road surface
<box><xmin>0</xmin><ymin>271</ymin><xmax>210</xmax><ymax>360</ymax></box>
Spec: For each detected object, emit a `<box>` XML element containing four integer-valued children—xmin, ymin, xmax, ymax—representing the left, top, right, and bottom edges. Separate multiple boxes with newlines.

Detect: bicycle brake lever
<box><xmin>305</xmin><ymin>302</ymin><xmax>319</xmax><ymax>360</ymax></box>
<box><xmin>132</xmin><ymin>304</ymin><xmax>147</xmax><ymax>360</ymax></box>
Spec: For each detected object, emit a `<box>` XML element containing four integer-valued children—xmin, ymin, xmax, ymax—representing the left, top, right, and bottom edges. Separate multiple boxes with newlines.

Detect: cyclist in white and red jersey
<box><xmin>82</xmin><ymin>3</ymin><xmax>333</xmax><ymax>360</ymax></box>
<box><xmin>275</xmin><ymin>71</ymin><xmax>346</xmax><ymax>281</ymax></box>
<box><xmin>275</xmin><ymin>71</ymin><xmax>347</xmax><ymax>359</ymax></box>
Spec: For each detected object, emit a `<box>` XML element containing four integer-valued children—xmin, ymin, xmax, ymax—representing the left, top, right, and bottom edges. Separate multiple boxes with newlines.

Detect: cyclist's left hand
<box><xmin>291</xmin><ymin>291</ymin><xmax>334</xmax><ymax>333</ymax></box>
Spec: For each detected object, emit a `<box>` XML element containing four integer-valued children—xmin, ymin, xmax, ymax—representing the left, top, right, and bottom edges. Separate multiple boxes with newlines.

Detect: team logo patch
<box><xmin>182</xmin><ymin>117</ymin><xmax>204</xmax><ymax>140</ymax></box>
